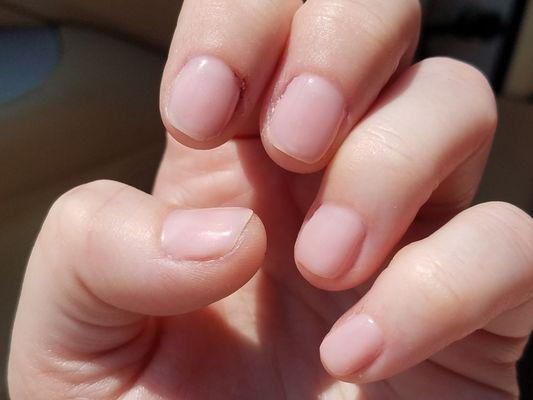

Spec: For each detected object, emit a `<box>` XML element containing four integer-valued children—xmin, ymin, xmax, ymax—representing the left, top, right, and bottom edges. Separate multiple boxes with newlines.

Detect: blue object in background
<box><xmin>0</xmin><ymin>27</ymin><xmax>61</xmax><ymax>104</ymax></box>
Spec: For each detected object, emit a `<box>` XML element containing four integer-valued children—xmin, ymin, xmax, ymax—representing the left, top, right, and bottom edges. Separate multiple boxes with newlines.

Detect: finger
<box><xmin>364</xmin><ymin>350</ymin><xmax>524</xmax><ymax>399</ymax></box>
<box><xmin>160</xmin><ymin>0</ymin><xmax>300</xmax><ymax>149</ymax></box>
<box><xmin>485</xmin><ymin>298</ymin><xmax>533</xmax><ymax>338</ymax></box>
<box><xmin>295</xmin><ymin>58</ymin><xmax>497</xmax><ymax>289</ymax></box>
<box><xmin>261</xmin><ymin>0</ymin><xmax>421</xmax><ymax>172</ymax></box>
<box><xmin>319</xmin><ymin>202</ymin><xmax>533</xmax><ymax>383</ymax></box>
<box><xmin>9</xmin><ymin>180</ymin><xmax>266</xmax><ymax>362</ymax></box>
<box><xmin>423</xmin><ymin>326</ymin><xmax>529</xmax><ymax>396</ymax></box>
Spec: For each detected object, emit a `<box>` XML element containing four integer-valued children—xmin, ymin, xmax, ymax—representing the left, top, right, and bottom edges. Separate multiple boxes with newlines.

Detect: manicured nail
<box><xmin>166</xmin><ymin>56</ymin><xmax>240</xmax><ymax>141</ymax></box>
<box><xmin>161</xmin><ymin>208</ymin><xmax>252</xmax><ymax>260</ymax></box>
<box><xmin>320</xmin><ymin>314</ymin><xmax>383</xmax><ymax>377</ymax></box>
<box><xmin>295</xmin><ymin>203</ymin><xmax>365</xmax><ymax>279</ymax></box>
<box><xmin>267</xmin><ymin>74</ymin><xmax>345</xmax><ymax>163</ymax></box>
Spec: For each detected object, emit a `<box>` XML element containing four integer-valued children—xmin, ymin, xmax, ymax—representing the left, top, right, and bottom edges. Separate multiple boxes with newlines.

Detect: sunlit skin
<box><xmin>8</xmin><ymin>0</ymin><xmax>533</xmax><ymax>398</ymax></box>
<box><xmin>151</xmin><ymin>138</ymin><xmax>529</xmax><ymax>399</ymax></box>
<box><xmin>8</xmin><ymin>133</ymin><xmax>532</xmax><ymax>399</ymax></box>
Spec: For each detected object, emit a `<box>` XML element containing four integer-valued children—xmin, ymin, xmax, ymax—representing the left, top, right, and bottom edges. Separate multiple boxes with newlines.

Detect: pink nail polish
<box><xmin>166</xmin><ymin>56</ymin><xmax>240</xmax><ymax>141</ymax></box>
<box><xmin>161</xmin><ymin>208</ymin><xmax>252</xmax><ymax>260</ymax></box>
<box><xmin>267</xmin><ymin>74</ymin><xmax>345</xmax><ymax>163</ymax></box>
<box><xmin>295</xmin><ymin>203</ymin><xmax>365</xmax><ymax>279</ymax></box>
<box><xmin>320</xmin><ymin>314</ymin><xmax>383</xmax><ymax>377</ymax></box>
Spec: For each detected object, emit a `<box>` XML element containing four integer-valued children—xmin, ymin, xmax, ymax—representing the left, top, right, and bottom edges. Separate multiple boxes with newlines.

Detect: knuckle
<box><xmin>45</xmin><ymin>180</ymin><xmax>126</xmax><ymax>247</ymax></box>
<box><xmin>297</xmin><ymin>0</ymin><xmax>419</xmax><ymax>50</ymax></box>
<box><xmin>347</xmin><ymin>3</ymin><xmax>397</xmax><ymax>49</ymax></box>
<box><xmin>420</xmin><ymin>57</ymin><xmax>485</xmax><ymax>84</ymax></box>
<box><xmin>476</xmin><ymin>201</ymin><xmax>532</xmax><ymax>224</ymax></box>
<box><xmin>239</xmin><ymin>0</ymin><xmax>299</xmax><ymax>25</ymax></box>
<box><xmin>192</xmin><ymin>0</ymin><xmax>299</xmax><ymax>42</ymax></box>
<box><xmin>395</xmin><ymin>244</ymin><xmax>471</xmax><ymax>324</ymax></box>
<box><xmin>360</xmin><ymin>122</ymin><xmax>414</xmax><ymax>163</ymax></box>
<box><xmin>48</xmin><ymin>187</ymin><xmax>91</xmax><ymax>236</ymax></box>
<box><xmin>418</xmin><ymin>57</ymin><xmax>498</xmax><ymax>135</ymax></box>
<box><xmin>472</xmin><ymin>202</ymin><xmax>533</xmax><ymax>264</ymax></box>
<box><xmin>355</xmin><ymin>120</ymin><xmax>431</xmax><ymax>185</ymax></box>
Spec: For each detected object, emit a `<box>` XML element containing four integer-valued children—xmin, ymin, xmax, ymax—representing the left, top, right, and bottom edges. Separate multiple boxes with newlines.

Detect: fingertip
<box><xmin>320</xmin><ymin>313</ymin><xmax>385</xmax><ymax>382</ymax></box>
<box><xmin>295</xmin><ymin>203</ymin><xmax>366</xmax><ymax>279</ymax></box>
<box><xmin>161</xmin><ymin>207</ymin><xmax>254</xmax><ymax>261</ymax></box>
<box><xmin>261</xmin><ymin>74</ymin><xmax>346</xmax><ymax>173</ymax></box>
<box><xmin>161</xmin><ymin>55</ymin><xmax>242</xmax><ymax>149</ymax></box>
<box><xmin>152</xmin><ymin>208</ymin><xmax>267</xmax><ymax>314</ymax></box>
<box><xmin>46</xmin><ymin>182</ymin><xmax>268</xmax><ymax>316</ymax></box>
<box><xmin>234</xmin><ymin>212</ymin><xmax>268</xmax><ymax>272</ymax></box>
<box><xmin>294</xmin><ymin>202</ymin><xmax>371</xmax><ymax>291</ymax></box>
<box><xmin>261</xmin><ymin>137</ymin><xmax>332</xmax><ymax>174</ymax></box>
<box><xmin>160</xmin><ymin>0</ymin><xmax>300</xmax><ymax>149</ymax></box>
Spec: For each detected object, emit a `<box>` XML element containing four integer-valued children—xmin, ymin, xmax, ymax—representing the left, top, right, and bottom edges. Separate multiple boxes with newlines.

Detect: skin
<box><xmin>8</xmin><ymin>1</ymin><xmax>533</xmax><ymax>399</ymax></box>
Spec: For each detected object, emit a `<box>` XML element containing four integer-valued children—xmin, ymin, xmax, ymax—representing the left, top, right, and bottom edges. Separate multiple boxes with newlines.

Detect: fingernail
<box><xmin>267</xmin><ymin>74</ymin><xmax>345</xmax><ymax>163</ymax></box>
<box><xmin>295</xmin><ymin>203</ymin><xmax>365</xmax><ymax>279</ymax></box>
<box><xmin>166</xmin><ymin>56</ymin><xmax>240</xmax><ymax>141</ymax></box>
<box><xmin>320</xmin><ymin>314</ymin><xmax>383</xmax><ymax>377</ymax></box>
<box><xmin>162</xmin><ymin>208</ymin><xmax>252</xmax><ymax>260</ymax></box>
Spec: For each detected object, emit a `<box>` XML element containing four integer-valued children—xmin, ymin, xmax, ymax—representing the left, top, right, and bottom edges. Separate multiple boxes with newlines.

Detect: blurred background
<box><xmin>1</xmin><ymin>0</ymin><xmax>532</xmax><ymax>398</ymax></box>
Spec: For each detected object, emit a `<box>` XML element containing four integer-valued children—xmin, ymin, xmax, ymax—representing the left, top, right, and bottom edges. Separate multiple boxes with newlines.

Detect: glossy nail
<box><xmin>162</xmin><ymin>208</ymin><xmax>252</xmax><ymax>260</ymax></box>
<box><xmin>295</xmin><ymin>203</ymin><xmax>365</xmax><ymax>279</ymax></box>
<box><xmin>166</xmin><ymin>56</ymin><xmax>240</xmax><ymax>141</ymax></box>
<box><xmin>267</xmin><ymin>74</ymin><xmax>345</xmax><ymax>163</ymax></box>
<box><xmin>320</xmin><ymin>314</ymin><xmax>384</xmax><ymax>377</ymax></box>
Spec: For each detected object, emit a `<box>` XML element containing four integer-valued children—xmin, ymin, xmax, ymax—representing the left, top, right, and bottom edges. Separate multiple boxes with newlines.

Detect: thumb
<box><xmin>10</xmin><ymin>180</ymin><xmax>266</xmax><ymax>359</ymax></box>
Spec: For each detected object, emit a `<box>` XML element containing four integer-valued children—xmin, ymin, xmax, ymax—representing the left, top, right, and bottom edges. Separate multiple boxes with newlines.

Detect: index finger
<box><xmin>160</xmin><ymin>0</ymin><xmax>300</xmax><ymax>149</ymax></box>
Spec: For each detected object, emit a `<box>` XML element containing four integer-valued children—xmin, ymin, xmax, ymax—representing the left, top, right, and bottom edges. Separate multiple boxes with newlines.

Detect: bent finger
<box><xmin>161</xmin><ymin>0</ymin><xmax>300</xmax><ymax>148</ymax></box>
<box><xmin>295</xmin><ymin>58</ymin><xmax>497</xmax><ymax>290</ymax></box>
<box><xmin>320</xmin><ymin>202</ymin><xmax>533</xmax><ymax>383</ymax></box>
<box><xmin>261</xmin><ymin>0</ymin><xmax>421</xmax><ymax>172</ymax></box>
<box><xmin>9</xmin><ymin>180</ymin><xmax>266</xmax><ymax>361</ymax></box>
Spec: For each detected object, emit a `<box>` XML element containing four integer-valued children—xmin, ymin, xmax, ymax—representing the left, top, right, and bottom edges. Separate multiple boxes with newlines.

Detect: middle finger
<box><xmin>295</xmin><ymin>58</ymin><xmax>497</xmax><ymax>290</ymax></box>
<box><xmin>261</xmin><ymin>0</ymin><xmax>421</xmax><ymax>172</ymax></box>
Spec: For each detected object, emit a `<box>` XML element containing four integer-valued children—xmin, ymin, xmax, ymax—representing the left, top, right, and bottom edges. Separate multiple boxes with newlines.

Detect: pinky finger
<box><xmin>320</xmin><ymin>202</ymin><xmax>533</xmax><ymax>384</ymax></box>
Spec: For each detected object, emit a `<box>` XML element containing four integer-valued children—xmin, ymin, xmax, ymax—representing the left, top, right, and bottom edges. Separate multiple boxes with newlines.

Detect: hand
<box><xmin>9</xmin><ymin>1</ymin><xmax>533</xmax><ymax>399</ymax></box>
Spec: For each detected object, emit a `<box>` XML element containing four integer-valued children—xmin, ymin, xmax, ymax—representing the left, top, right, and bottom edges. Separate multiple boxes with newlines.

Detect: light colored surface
<box><xmin>296</xmin><ymin>203</ymin><xmax>365</xmax><ymax>279</ymax></box>
<box><xmin>267</xmin><ymin>75</ymin><xmax>346</xmax><ymax>164</ymax></box>
<box><xmin>167</xmin><ymin>56</ymin><xmax>241</xmax><ymax>141</ymax></box>
<box><xmin>162</xmin><ymin>208</ymin><xmax>253</xmax><ymax>260</ymax></box>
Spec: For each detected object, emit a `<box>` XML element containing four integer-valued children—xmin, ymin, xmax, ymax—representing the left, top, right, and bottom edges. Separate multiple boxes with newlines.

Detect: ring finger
<box><xmin>295</xmin><ymin>57</ymin><xmax>498</xmax><ymax>290</ymax></box>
